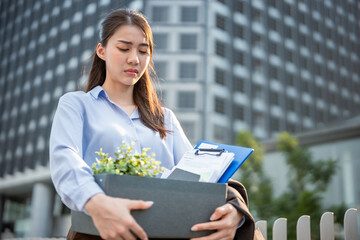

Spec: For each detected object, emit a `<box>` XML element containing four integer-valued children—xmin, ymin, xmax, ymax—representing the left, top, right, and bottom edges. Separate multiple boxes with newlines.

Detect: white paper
<box><xmin>197</xmin><ymin>143</ymin><xmax>218</xmax><ymax>149</ymax></box>
<box><xmin>170</xmin><ymin>149</ymin><xmax>234</xmax><ymax>183</ymax></box>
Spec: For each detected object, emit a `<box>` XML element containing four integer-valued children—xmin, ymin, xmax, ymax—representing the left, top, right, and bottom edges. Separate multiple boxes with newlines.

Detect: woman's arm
<box><xmin>50</xmin><ymin>94</ymin><xmax>104</xmax><ymax>211</ymax></box>
<box><xmin>190</xmin><ymin>180</ymin><xmax>257</xmax><ymax>240</ymax></box>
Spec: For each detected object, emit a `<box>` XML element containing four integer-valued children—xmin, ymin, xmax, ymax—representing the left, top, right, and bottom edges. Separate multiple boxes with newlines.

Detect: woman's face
<box><xmin>97</xmin><ymin>25</ymin><xmax>151</xmax><ymax>88</ymax></box>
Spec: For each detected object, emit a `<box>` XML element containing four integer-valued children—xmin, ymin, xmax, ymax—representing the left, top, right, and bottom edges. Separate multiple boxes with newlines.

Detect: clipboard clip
<box><xmin>195</xmin><ymin>148</ymin><xmax>225</xmax><ymax>156</ymax></box>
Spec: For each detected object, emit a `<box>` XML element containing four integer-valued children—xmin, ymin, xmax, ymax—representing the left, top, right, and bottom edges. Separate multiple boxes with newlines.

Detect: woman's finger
<box><xmin>209</xmin><ymin>204</ymin><xmax>232</xmax><ymax>221</ymax></box>
<box><xmin>129</xmin><ymin>220</ymin><xmax>148</xmax><ymax>240</ymax></box>
<box><xmin>125</xmin><ymin>199</ymin><xmax>154</xmax><ymax>210</ymax></box>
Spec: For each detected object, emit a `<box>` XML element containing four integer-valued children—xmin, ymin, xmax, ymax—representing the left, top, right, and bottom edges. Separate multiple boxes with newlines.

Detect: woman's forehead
<box><xmin>112</xmin><ymin>25</ymin><xmax>149</xmax><ymax>45</ymax></box>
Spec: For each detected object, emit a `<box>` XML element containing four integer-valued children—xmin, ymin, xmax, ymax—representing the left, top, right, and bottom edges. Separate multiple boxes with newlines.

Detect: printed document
<box><xmin>165</xmin><ymin>148</ymin><xmax>234</xmax><ymax>183</ymax></box>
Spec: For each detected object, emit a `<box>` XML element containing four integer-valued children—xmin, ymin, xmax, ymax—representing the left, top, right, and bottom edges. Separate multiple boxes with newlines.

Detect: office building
<box><xmin>147</xmin><ymin>0</ymin><xmax>360</xmax><ymax>144</ymax></box>
<box><xmin>0</xmin><ymin>0</ymin><xmax>134</xmax><ymax>237</ymax></box>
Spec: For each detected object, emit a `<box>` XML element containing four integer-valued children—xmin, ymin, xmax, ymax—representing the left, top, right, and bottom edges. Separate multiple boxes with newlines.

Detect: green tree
<box><xmin>234</xmin><ymin>131</ymin><xmax>274</xmax><ymax>220</ymax></box>
<box><xmin>272</xmin><ymin>132</ymin><xmax>337</xmax><ymax>239</ymax></box>
<box><xmin>235</xmin><ymin>131</ymin><xmax>338</xmax><ymax>240</ymax></box>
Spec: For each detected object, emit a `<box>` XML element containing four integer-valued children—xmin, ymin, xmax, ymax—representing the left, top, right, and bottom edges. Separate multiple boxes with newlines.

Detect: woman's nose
<box><xmin>127</xmin><ymin>49</ymin><xmax>140</xmax><ymax>65</ymax></box>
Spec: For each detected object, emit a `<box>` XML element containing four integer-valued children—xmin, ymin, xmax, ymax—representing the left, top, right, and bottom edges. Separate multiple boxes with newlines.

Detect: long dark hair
<box><xmin>86</xmin><ymin>9</ymin><xmax>168</xmax><ymax>139</ymax></box>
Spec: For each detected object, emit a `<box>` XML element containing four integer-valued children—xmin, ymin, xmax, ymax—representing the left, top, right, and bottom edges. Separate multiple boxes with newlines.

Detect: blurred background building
<box><xmin>0</xmin><ymin>0</ymin><xmax>359</xmax><ymax>237</ymax></box>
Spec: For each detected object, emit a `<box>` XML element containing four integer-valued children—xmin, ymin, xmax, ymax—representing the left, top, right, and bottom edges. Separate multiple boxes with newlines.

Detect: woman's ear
<box><xmin>96</xmin><ymin>43</ymin><xmax>106</xmax><ymax>61</ymax></box>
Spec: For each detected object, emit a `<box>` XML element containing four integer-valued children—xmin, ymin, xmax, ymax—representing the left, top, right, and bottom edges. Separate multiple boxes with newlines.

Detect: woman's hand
<box><xmin>190</xmin><ymin>203</ymin><xmax>242</xmax><ymax>240</ymax></box>
<box><xmin>85</xmin><ymin>193</ymin><xmax>152</xmax><ymax>240</ymax></box>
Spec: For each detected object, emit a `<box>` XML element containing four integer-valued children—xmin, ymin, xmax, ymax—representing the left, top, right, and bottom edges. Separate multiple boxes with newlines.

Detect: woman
<box><xmin>50</xmin><ymin>9</ymin><xmax>260</xmax><ymax>240</ymax></box>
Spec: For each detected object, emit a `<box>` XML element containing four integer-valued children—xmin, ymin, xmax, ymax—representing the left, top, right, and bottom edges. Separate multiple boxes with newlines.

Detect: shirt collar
<box><xmin>89</xmin><ymin>86</ymin><xmax>140</xmax><ymax>120</ymax></box>
<box><xmin>89</xmin><ymin>85</ymin><xmax>106</xmax><ymax>99</ymax></box>
<box><xmin>130</xmin><ymin>108</ymin><xmax>139</xmax><ymax>119</ymax></box>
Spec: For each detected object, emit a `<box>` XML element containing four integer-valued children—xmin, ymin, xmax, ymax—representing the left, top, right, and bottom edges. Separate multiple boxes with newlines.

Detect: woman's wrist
<box><xmin>84</xmin><ymin>193</ymin><xmax>106</xmax><ymax>214</ymax></box>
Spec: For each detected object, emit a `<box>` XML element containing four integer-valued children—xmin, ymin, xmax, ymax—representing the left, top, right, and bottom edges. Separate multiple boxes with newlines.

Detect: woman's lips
<box><xmin>124</xmin><ymin>69</ymin><xmax>138</xmax><ymax>76</ymax></box>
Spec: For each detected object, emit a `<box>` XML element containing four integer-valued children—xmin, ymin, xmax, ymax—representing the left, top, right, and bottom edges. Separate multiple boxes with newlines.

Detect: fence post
<box><xmin>256</xmin><ymin>220</ymin><xmax>267</xmax><ymax>240</ymax></box>
<box><xmin>320</xmin><ymin>212</ymin><xmax>334</xmax><ymax>240</ymax></box>
<box><xmin>296</xmin><ymin>215</ymin><xmax>311</xmax><ymax>240</ymax></box>
<box><xmin>273</xmin><ymin>218</ymin><xmax>287</xmax><ymax>240</ymax></box>
<box><xmin>344</xmin><ymin>208</ymin><xmax>359</xmax><ymax>240</ymax></box>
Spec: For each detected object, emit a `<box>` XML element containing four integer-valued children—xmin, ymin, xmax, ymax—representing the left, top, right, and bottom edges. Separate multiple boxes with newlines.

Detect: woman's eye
<box><xmin>139</xmin><ymin>50</ymin><xmax>148</xmax><ymax>54</ymax></box>
<box><xmin>118</xmin><ymin>48</ymin><xmax>129</xmax><ymax>52</ymax></box>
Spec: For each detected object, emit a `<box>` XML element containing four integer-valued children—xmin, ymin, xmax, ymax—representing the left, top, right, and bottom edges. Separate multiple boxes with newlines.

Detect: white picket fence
<box><xmin>255</xmin><ymin>208</ymin><xmax>359</xmax><ymax>240</ymax></box>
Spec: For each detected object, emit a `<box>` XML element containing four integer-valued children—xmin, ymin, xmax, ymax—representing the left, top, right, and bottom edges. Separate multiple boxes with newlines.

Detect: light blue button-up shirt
<box><xmin>49</xmin><ymin>86</ymin><xmax>192</xmax><ymax>212</ymax></box>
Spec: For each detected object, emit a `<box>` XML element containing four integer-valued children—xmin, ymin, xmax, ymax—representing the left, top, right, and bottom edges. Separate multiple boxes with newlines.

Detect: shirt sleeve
<box><xmin>166</xmin><ymin>109</ymin><xmax>193</xmax><ymax>165</ymax></box>
<box><xmin>49</xmin><ymin>94</ymin><xmax>103</xmax><ymax>212</ymax></box>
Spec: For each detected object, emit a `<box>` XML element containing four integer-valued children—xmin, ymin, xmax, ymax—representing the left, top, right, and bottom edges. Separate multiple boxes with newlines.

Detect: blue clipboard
<box><xmin>194</xmin><ymin>140</ymin><xmax>254</xmax><ymax>183</ymax></box>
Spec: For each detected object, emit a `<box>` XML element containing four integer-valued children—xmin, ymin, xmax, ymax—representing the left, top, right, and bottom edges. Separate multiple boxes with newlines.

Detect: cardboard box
<box><xmin>71</xmin><ymin>174</ymin><xmax>226</xmax><ymax>239</ymax></box>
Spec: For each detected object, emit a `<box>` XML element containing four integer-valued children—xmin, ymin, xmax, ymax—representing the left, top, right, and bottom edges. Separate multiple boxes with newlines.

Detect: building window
<box><xmin>216</xmin><ymin>14</ymin><xmax>226</xmax><ymax>31</ymax></box>
<box><xmin>181</xmin><ymin>6</ymin><xmax>198</xmax><ymax>22</ymax></box>
<box><xmin>316</xmin><ymin>86</ymin><xmax>324</xmax><ymax>99</ymax></box>
<box><xmin>152</xmin><ymin>6</ymin><xmax>169</xmax><ymax>22</ymax></box>
<box><xmin>154</xmin><ymin>61</ymin><xmax>167</xmax><ymax>80</ymax></box>
<box><xmin>254</xmin><ymin>111</ymin><xmax>264</xmax><ymax>127</ymax></box>
<box><xmin>233</xmin><ymin>24</ymin><xmax>244</xmax><ymax>39</ymax></box>
<box><xmin>270</xmin><ymin>117</ymin><xmax>280</xmax><ymax>132</ymax></box>
<box><xmin>269</xmin><ymin>18</ymin><xmax>277</xmax><ymax>31</ymax></box>
<box><xmin>285</xmin><ymin>49</ymin><xmax>293</xmax><ymax>62</ymax></box>
<box><xmin>178</xmin><ymin>91</ymin><xmax>196</xmax><ymax>109</ymax></box>
<box><xmin>269</xmin><ymin>66</ymin><xmax>278</xmax><ymax>79</ymax></box>
<box><xmin>180</xmin><ymin>33</ymin><xmax>197</xmax><ymax>50</ymax></box>
<box><xmin>179</xmin><ymin>62</ymin><xmax>197</xmax><ymax>80</ymax></box>
<box><xmin>215</xmin><ymin>40</ymin><xmax>226</xmax><ymax>57</ymax></box>
<box><xmin>234</xmin><ymin>105</ymin><xmax>245</xmax><ymax>120</ymax></box>
<box><xmin>269</xmin><ymin>41</ymin><xmax>277</xmax><ymax>55</ymax></box>
<box><xmin>313</xmin><ymin>20</ymin><xmax>320</xmax><ymax>32</ymax></box>
<box><xmin>301</xmin><ymin>56</ymin><xmax>308</xmax><ymax>70</ymax></box>
<box><xmin>234</xmin><ymin>77</ymin><xmax>245</xmax><ymax>92</ymax></box>
<box><xmin>299</xmin><ymin>11</ymin><xmax>305</xmax><ymax>24</ymax></box>
<box><xmin>253</xmin><ymin>84</ymin><xmax>263</xmax><ymax>99</ymax></box>
<box><xmin>284</xmin><ymin>3</ymin><xmax>292</xmax><ymax>16</ymax></box>
<box><xmin>253</xmin><ymin>33</ymin><xmax>262</xmax><ymax>48</ymax></box>
<box><xmin>299</xmin><ymin>33</ymin><xmax>307</xmax><ymax>46</ymax></box>
<box><xmin>287</xmin><ymin>98</ymin><xmax>295</xmax><ymax>111</ymax></box>
<box><xmin>269</xmin><ymin>0</ymin><xmax>276</xmax><ymax>7</ymax></box>
<box><xmin>303</xmin><ymin>104</ymin><xmax>311</xmax><ymax>117</ymax></box>
<box><xmin>316</xmin><ymin>110</ymin><xmax>325</xmax><ymax>123</ymax></box>
<box><xmin>234</xmin><ymin>50</ymin><xmax>244</xmax><ymax>65</ymax></box>
<box><xmin>302</xmin><ymin>81</ymin><xmax>310</xmax><ymax>93</ymax></box>
<box><xmin>315</xmin><ymin>64</ymin><xmax>322</xmax><ymax>76</ymax></box>
<box><xmin>235</xmin><ymin>0</ymin><xmax>244</xmax><ymax>13</ymax></box>
<box><xmin>314</xmin><ymin>41</ymin><xmax>321</xmax><ymax>53</ymax></box>
<box><xmin>215</xmin><ymin>68</ymin><xmax>226</xmax><ymax>85</ymax></box>
<box><xmin>287</xmin><ymin>122</ymin><xmax>296</xmax><ymax>133</ymax></box>
<box><xmin>253</xmin><ymin>58</ymin><xmax>263</xmax><ymax>73</ymax></box>
<box><xmin>253</xmin><ymin>9</ymin><xmax>262</xmax><ymax>22</ymax></box>
<box><xmin>153</xmin><ymin>33</ymin><xmax>168</xmax><ymax>50</ymax></box>
<box><xmin>214</xmin><ymin>97</ymin><xmax>226</xmax><ymax>114</ymax></box>
<box><xmin>286</xmin><ymin>72</ymin><xmax>295</xmax><ymax>86</ymax></box>
<box><xmin>271</xmin><ymin>91</ymin><xmax>280</xmax><ymax>106</ymax></box>
<box><xmin>284</xmin><ymin>25</ymin><xmax>292</xmax><ymax>39</ymax></box>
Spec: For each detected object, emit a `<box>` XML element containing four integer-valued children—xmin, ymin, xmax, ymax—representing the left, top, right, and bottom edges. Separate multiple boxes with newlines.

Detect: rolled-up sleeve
<box><xmin>49</xmin><ymin>94</ymin><xmax>103</xmax><ymax>212</ymax></box>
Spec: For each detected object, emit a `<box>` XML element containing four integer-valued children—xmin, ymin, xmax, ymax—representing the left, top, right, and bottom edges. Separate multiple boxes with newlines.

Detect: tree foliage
<box><xmin>235</xmin><ymin>131</ymin><xmax>338</xmax><ymax>240</ymax></box>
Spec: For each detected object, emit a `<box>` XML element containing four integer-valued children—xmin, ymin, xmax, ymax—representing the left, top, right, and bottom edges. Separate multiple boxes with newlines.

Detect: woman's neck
<box><xmin>102</xmin><ymin>81</ymin><xmax>134</xmax><ymax>104</ymax></box>
<box><xmin>102</xmin><ymin>81</ymin><xmax>137</xmax><ymax>115</ymax></box>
